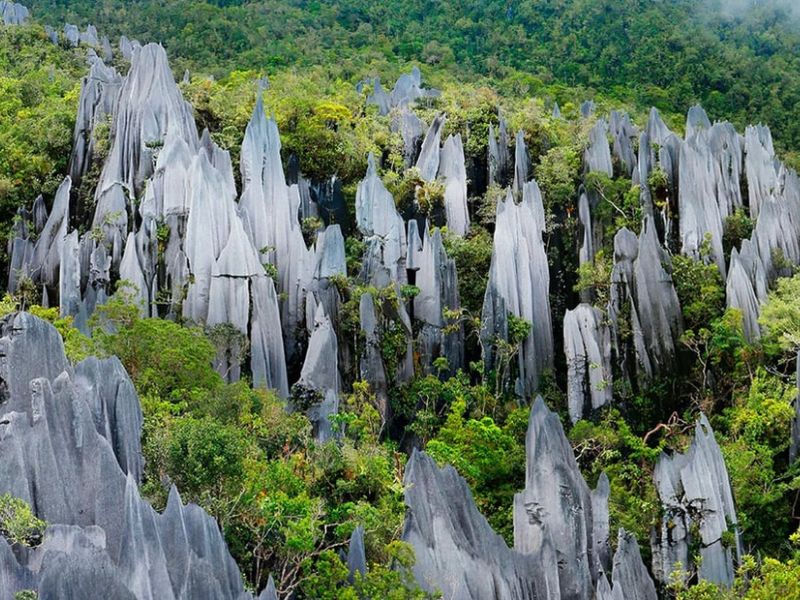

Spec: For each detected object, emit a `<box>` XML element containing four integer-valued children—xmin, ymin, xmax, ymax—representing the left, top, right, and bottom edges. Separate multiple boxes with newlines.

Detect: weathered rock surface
<box><xmin>402</xmin><ymin>450</ymin><xmax>544</xmax><ymax>600</ymax></box>
<box><xmin>481</xmin><ymin>185</ymin><xmax>553</xmax><ymax>397</ymax></box>
<box><xmin>564</xmin><ymin>304</ymin><xmax>612</xmax><ymax>424</ymax></box>
<box><xmin>609</xmin><ymin>218</ymin><xmax>683</xmax><ymax>383</ymax></box>
<box><xmin>439</xmin><ymin>134</ymin><xmax>470</xmax><ymax>236</ymax></box>
<box><xmin>414</xmin><ymin>227</ymin><xmax>463</xmax><ymax>375</ymax></box>
<box><xmin>0</xmin><ymin>0</ymin><xmax>28</xmax><ymax>24</ymax></box>
<box><xmin>726</xmin><ymin>249</ymin><xmax>761</xmax><ymax>343</ymax></box>
<box><xmin>0</xmin><ymin>312</ymin><xmax>251</xmax><ymax>599</ymax></box>
<box><xmin>653</xmin><ymin>415</ymin><xmax>741</xmax><ymax>587</ymax></box>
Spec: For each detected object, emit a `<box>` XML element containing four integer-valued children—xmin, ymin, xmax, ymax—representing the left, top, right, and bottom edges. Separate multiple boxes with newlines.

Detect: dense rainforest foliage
<box><xmin>2</xmin><ymin>1</ymin><xmax>800</xmax><ymax>598</ymax></box>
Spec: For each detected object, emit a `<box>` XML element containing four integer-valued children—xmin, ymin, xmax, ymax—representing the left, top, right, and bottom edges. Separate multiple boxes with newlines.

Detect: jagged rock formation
<box><xmin>69</xmin><ymin>58</ymin><xmax>123</xmax><ymax>190</ymax></box>
<box><xmin>584</xmin><ymin>119</ymin><xmax>613</xmax><ymax>177</ymax></box>
<box><xmin>512</xmin><ymin>130</ymin><xmax>530</xmax><ymax>197</ymax></box>
<box><xmin>0</xmin><ymin>312</ymin><xmax>252</xmax><ymax>599</ymax></box>
<box><xmin>726</xmin><ymin>249</ymin><xmax>761</xmax><ymax>343</ymax></box>
<box><xmin>365</xmin><ymin>66</ymin><xmax>440</xmax><ymax>116</ymax></box>
<box><xmin>0</xmin><ymin>0</ymin><xmax>27</xmax><ymax>24</ymax></box>
<box><xmin>513</xmin><ymin>397</ymin><xmax>609</xmax><ymax>599</ymax></box>
<box><xmin>414</xmin><ymin>227</ymin><xmax>463</xmax><ymax>376</ymax></box>
<box><xmin>595</xmin><ymin>530</ymin><xmax>658</xmax><ymax>600</ymax></box>
<box><xmin>481</xmin><ymin>184</ymin><xmax>553</xmax><ymax>397</ymax></box>
<box><xmin>563</xmin><ymin>304</ymin><xmax>612</xmax><ymax>424</ymax></box>
<box><xmin>608</xmin><ymin>218</ymin><xmax>683</xmax><ymax>383</ymax></box>
<box><xmin>402</xmin><ymin>450</ymin><xmax>545</xmax><ymax>600</ymax></box>
<box><xmin>609</xmin><ymin>111</ymin><xmax>639</xmax><ymax>177</ymax></box>
<box><xmin>403</xmin><ymin>398</ymin><xmax>656</xmax><ymax>600</ymax></box>
<box><xmin>439</xmin><ymin>134</ymin><xmax>470</xmax><ymax>236</ymax></box>
<box><xmin>653</xmin><ymin>415</ymin><xmax>741</xmax><ymax>587</ymax></box>
<box><xmin>416</xmin><ymin>114</ymin><xmax>445</xmax><ymax>182</ymax></box>
<box><xmin>488</xmin><ymin>118</ymin><xmax>512</xmax><ymax>186</ymax></box>
<box><xmin>346</xmin><ymin>525</ymin><xmax>367</xmax><ymax>583</ymax></box>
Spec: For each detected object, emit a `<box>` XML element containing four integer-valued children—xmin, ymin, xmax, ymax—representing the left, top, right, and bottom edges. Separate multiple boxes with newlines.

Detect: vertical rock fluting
<box><xmin>0</xmin><ymin>313</ymin><xmax>251</xmax><ymax>599</ymax></box>
<box><xmin>401</xmin><ymin>450</ymin><xmax>544</xmax><ymax>600</ymax></box>
<box><xmin>609</xmin><ymin>218</ymin><xmax>682</xmax><ymax>383</ymax></box>
<box><xmin>653</xmin><ymin>415</ymin><xmax>741</xmax><ymax>587</ymax></box>
<box><xmin>563</xmin><ymin>304</ymin><xmax>613</xmax><ymax>424</ymax></box>
<box><xmin>439</xmin><ymin>133</ymin><xmax>470</xmax><ymax>236</ymax></box>
<box><xmin>93</xmin><ymin>44</ymin><xmax>198</xmax><ymax>255</ymax></box>
<box><xmin>68</xmin><ymin>58</ymin><xmax>122</xmax><ymax>190</ymax></box>
<box><xmin>355</xmin><ymin>153</ymin><xmax>407</xmax><ymax>286</ymax></box>
<box><xmin>488</xmin><ymin>118</ymin><xmax>511</xmax><ymax>187</ymax></box>
<box><xmin>513</xmin><ymin>396</ymin><xmax>608</xmax><ymax>600</ymax></box>
<box><xmin>414</xmin><ymin>226</ymin><xmax>464</xmax><ymax>376</ymax></box>
<box><xmin>481</xmin><ymin>185</ymin><xmax>553</xmax><ymax>397</ymax></box>
<box><xmin>725</xmin><ymin>249</ymin><xmax>761</xmax><ymax>343</ymax></box>
<box><xmin>0</xmin><ymin>0</ymin><xmax>28</xmax><ymax>24</ymax></box>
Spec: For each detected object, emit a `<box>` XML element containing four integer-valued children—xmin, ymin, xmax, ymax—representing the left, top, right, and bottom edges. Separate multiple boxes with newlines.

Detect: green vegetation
<box><xmin>0</xmin><ymin>494</ymin><xmax>46</xmax><ymax>547</ymax></box>
<box><xmin>3</xmin><ymin>0</ymin><xmax>800</xmax><ymax>596</ymax></box>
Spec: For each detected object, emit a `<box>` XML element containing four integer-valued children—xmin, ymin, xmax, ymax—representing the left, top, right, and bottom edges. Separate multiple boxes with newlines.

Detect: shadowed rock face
<box><xmin>0</xmin><ymin>0</ymin><xmax>27</xmax><ymax>24</ymax></box>
<box><xmin>481</xmin><ymin>185</ymin><xmax>553</xmax><ymax>397</ymax></box>
<box><xmin>488</xmin><ymin>118</ymin><xmax>512</xmax><ymax>187</ymax></box>
<box><xmin>0</xmin><ymin>313</ymin><xmax>252</xmax><ymax>600</ymax></box>
<box><xmin>403</xmin><ymin>398</ymin><xmax>656</xmax><ymax>600</ymax></box>
<box><xmin>653</xmin><ymin>415</ymin><xmax>741</xmax><ymax>587</ymax></box>
<box><xmin>608</xmin><ymin>218</ymin><xmax>682</xmax><ymax>385</ymax></box>
<box><xmin>584</xmin><ymin>119</ymin><xmax>613</xmax><ymax>177</ymax></box>
<box><xmin>402</xmin><ymin>450</ymin><xmax>544</xmax><ymax>600</ymax></box>
<box><xmin>563</xmin><ymin>304</ymin><xmax>612</xmax><ymax>424</ymax></box>
<box><xmin>365</xmin><ymin>67</ymin><xmax>440</xmax><ymax>116</ymax></box>
<box><xmin>414</xmin><ymin>227</ymin><xmax>463</xmax><ymax>376</ymax></box>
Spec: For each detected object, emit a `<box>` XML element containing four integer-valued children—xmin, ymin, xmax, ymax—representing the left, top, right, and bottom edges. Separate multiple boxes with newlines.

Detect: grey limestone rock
<box><xmin>439</xmin><ymin>134</ymin><xmax>470</xmax><ymax>236</ymax></box>
<box><xmin>415</xmin><ymin>114</ymin><xmax>445</xmax><ymax>182</ymax></box>
<box><xmin>744</xmin><ymin>124</ymin><xmax>778</xmax><ymax>219</ymax></box>
<box><xmin>249</xmin><ymin>275</ymin><xmax>289</xmax><ymax>398</ymax></box>
<box><xmin>359</xmin><ymin>292</ymin><xmax>388</xmax><ymax>423</ymax></box>
<box><xmin>481</xmin><ymin>186</ymin><xmax>552</xmax><ymax>397</ymax></box>
<box><xmin>584</xmin><ymin>119</ymin><xmax>613</xmax><ymax>177</ymax></box>
<box><xmin>414</xmin><ymin>227</ymin><xmax>464</xmax><ymax>375</ymax></box>
<box><xmin>563</xmin><ymin>304</ymin><xmax>612</xmax><ymax>424</ymax></box>
<box><xmin>258</xmin><ymin>576</ymin><xmax>278</xmax><ymax>600</ymax></box>
<box><xmin>355</xmin><ymin>154</ymin><xmax>407</xmax><ymax>284</ymax></box>
<box><xmin>392</xmin><ymin>107</ymin><xmax>426</xmax><ymax>166</ymax></box>
<box><xmin>69</xmin><ymin>58</ymin><xmax>122</xmax><ymax>188</ymax></box>
<box><xmin>0</xmin><ymin>313</ymin><xmax>251</xmax><ymax>599</ymax></box>
<box><xmin>609</xmin><ymin>111</ymin><xmax>639</xmax><ymax>177</ymax></box>
<box><xmin>726</xmin><ymin>249</ymin><xmax>761</xmax><ymax>343</ymax></box>
<box><xmin>653</xmin><ymin>415</ymin><xmax>741</xmax><ymax>587</ymax></box>
<box><xmin>513</xmin><ymin>396</ymin><xmax>603</xmax><ymax>600</ymax></box>
<box><xmin>512</xmin><ymin>130</ymin><xmax>530</xmax><ymax>197</ymax></box>
<box><xmin>488</xmin><ymin>118</ymin><xmax>511</xmax><ymax>186</ymax></box>
<box><xmin>0</xmin><ymin>0</ymin><xmax>28</xmax><ymax>25</ymax></box>
<box><xmin>346</xmin><ymin>525</ymin><xmax>367</xmax><ymax>582</ymax></box>
<box><xmin>402</xmin><ymin>450</ymin><xmax>544</xmax><ymax>600</ymax></box>
<box><xmin>608</xmin><ymin>530</ymin><xmax>658</xmax><ymax>600</ymax></box>
<box><xmin>30</xmin><ymin>177</ymin><xmax>71</xmax><ymax>291</ymax></box>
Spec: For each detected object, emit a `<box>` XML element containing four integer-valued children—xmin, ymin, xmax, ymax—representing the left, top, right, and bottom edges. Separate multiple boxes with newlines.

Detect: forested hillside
<box><xmin>1</xmin><ymin>1</ymin><xmax>800</xmax><ymax>599</ymax></box>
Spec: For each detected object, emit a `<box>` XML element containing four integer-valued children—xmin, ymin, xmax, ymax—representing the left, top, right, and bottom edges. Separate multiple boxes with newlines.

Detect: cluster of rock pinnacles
<box><xmin>3</xmin><ymin>3</ymin><xmax>800</xmax><ymax>598</ymax></box>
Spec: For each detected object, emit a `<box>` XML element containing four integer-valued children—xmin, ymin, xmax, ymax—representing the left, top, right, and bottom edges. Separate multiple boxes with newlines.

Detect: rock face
<box><xmin>653</xmin><ymin>415</ymin><xmax>741</xmax><ymax>587</ymax></box>
<box><xmin>608</xmin><ymin>218</ymin><xmax>683</xmax><ymax>384</ymax></box>
<box><xmin>365</xmin><ymin>67</ymin><xmax>439</xmax><ymax>116</ymax></box>
<box><xmin>356</xmin><ymin>154</ymin><xmax>407</xmax><ymax>285</ymax></box>
<box><xmin>563</xmin><ymin>304</ymin><xmax>612</xmax><ymax>424</ymax></box>
<box><xmin>488</xmin><ymin>119</ymin><xmax>512</xmax><ymax>186</ymax></box>
<box><xmin>595</xmin><ymin>530</ymin><xmax>658</xmax><ymax>600</ymax></box>
<box><xmin>439</xmin><ymin>134</ymin><xmax>470</xmax><ymax>236</ymax></box>
<box><xmin>584</xmin><ymin>119</ymin><xmax>613</xmax><ymax>177</ymax></box>
<box><xmin>0</xmin><ymin>0</ymin><xmax>28</xmax><ymax>24</ymax></box>
<box><xmin>513</xmin><ymin>397</ymin><xmax>608</xmax><ymax>599</ymax></box>
<box><xmin>0</xmin><ymin>312</ymin><xmax>252</xmax><ymax>600</ymax></box>
<box><xmin>402</xmin><ymin>450</ymin><xmax>543</xmax><ymax>600</ymax></box>
<box><xmin>726</xmin><ymin>249</ymin><xmax>761</xmax><ymax>343</ymax></box>
<box><xmin>481</xmin><ymin>185</ymin><xmax>553</xmax><ymax>397</ymax></box>
<box><xmin>69</xmin><ymin>58</ymin><xmax>123</xmax><ymax>192</ymax></box>
<box><xmin>414</xmin><ymin>227</ymin><xmax>463</xmax><ymax>376</ymax></box>
<box><xmin>403</xmin><ymin>398</ymin><xmax>656</xmax><ymax>600</ymax></box>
